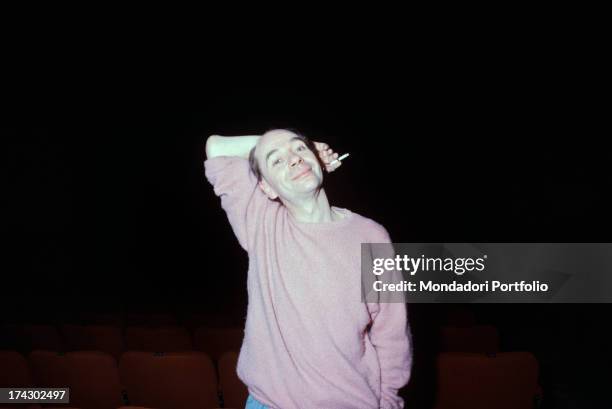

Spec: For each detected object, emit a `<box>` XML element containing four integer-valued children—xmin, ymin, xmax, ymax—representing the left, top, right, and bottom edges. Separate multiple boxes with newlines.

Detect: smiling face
<box><xmin>254</xmin><ymin>130</ymin><xmax>324</xmax><ymax>202</ymax></box>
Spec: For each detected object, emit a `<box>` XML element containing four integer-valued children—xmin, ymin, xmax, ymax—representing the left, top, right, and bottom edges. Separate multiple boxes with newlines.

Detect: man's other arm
<box><xmin>367</xmin><ymin>229</ymin><xmax>413</xmax><ymax>409</ymax></box>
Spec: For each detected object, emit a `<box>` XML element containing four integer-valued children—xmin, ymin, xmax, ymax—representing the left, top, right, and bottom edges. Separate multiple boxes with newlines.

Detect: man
<box><xmin>205</xmin><ymin>129</ymin><xmax>412</xmax><ymax>409</ymax></box>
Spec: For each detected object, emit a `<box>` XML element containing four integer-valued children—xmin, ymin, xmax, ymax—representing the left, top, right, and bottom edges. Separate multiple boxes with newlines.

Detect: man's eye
<box><xmin>272</xmin><ymin>158</ymin><xmax>282</xmax><ymax>166</ymax></box>
<box><xmin>297</xmin><ymin>145</ymin><xmax>306</xmax><ymax>151</ymax></box>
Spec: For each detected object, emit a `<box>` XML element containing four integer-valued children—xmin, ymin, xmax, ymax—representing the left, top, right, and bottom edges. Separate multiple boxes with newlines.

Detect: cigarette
<box><xmin>330</xmin><ymin>153</ymin><xmax>349</xmax><ymax>165</ymax></box>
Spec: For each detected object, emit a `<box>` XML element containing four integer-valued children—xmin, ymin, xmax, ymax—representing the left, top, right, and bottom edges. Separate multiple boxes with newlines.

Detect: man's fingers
<box><xmin>321</xmin><ymin>150</ymin><xmax>337</xmax><ymax>162</ymax></box>
<box><xmin>314</xmin><ymin>144</ymin><xmax>342</xmax><ymax>170</ymax></box>
<box><xmin>315</xmin><ymin>142</ymin><xmax>329</xmax><ymax>151</ymax></box>
<box><xmin>325</xmin><ymin>154</ymin><xmax>342</xmax><ymax>172</ymax></box>
<box><xmin>326</xmin><ymin>162</ymin><xmax>341</xmax><ymax>173</ymax></box>
<box><xmin>320</xmin><ymin>150</ymin><xmax>333</xmax><ymax>163</ymax></box>
<box><xmin>326</xmin><ymin>152</ymin><xmax>338</xmax><ymax>163</ymax></box>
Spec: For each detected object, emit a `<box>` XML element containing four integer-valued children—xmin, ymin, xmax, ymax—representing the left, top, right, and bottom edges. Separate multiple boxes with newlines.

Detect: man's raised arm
<box><xmin>204</xmin><ymin>134</ymin><xmax>266</xmax><ymax>251</ymax></box>
<box><xmin>205</xmin><ymin>134</ymin><xmax>260</xmax><ymax>159</ymax></box>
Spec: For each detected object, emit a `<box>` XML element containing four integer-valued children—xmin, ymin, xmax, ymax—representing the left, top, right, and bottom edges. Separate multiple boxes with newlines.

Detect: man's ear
<box><xmin>258</xmin><ymin>179</ymin><xmax>279</xmax><ymax>200</ymax></box>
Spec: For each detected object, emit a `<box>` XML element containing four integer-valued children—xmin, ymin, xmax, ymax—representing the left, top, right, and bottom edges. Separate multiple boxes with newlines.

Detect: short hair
<box><xmin>249</xmin><ymin>130</ymin><xmax>322</xmax><ymax>181</ymax></box>
<box><xmin>248</xmin><ymin>145</ymin><xmax>263</xmax><ymax>181</ymax></box>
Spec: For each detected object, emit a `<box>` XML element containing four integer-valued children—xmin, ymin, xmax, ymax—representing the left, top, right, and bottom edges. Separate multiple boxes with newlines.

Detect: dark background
<box><xmin>3</xmin><ymin>74</ymin><xmax>611</xmax><ymax>407</ymax></box>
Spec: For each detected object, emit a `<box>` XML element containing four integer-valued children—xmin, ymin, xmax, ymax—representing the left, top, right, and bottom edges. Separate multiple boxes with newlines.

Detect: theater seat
<box><xmin>125</xmin><ymin>327</ymin><xmax>192</xmax><ymax>352</ymax></box>
<box><xmin>61</xmin><ymin>325</ymin><xmax>124</xmax><ymax>359</ymax></box>
<box><xmin>79</xmin><ymin>311</ymin><xmax>125</xmax><ymax>327</ymax></box>
<box><xmin>181</xmin><ymin>312</ymin><xmax>240</xmax><ymax>332</ymax></box>
<box><xmin>126</xmin><ymin>313</ymin><xmax>177</xmax><ymax>327</ymax></box>
<box><xmin>21</xmin><ymin>325</ymin><xmax>63</xmax><ymax>352</ymax></box>
<box><xmin>86</xmin><ymin>325</ymin><xmax>124</xmax><ymax>359</ymax></box>
<box><xmin>0</xmin><ymin>350</ymin><xmax>32</xmax><ymax>387</ymax></box>
<box><xmin>61</xmin><ymin>325</ymin><xmax>91</xmax><ymax>352</ymax></box>
<box><xmin>0</xmin><ymin>325</ymin><xmax>62</xmax><ymax>353</ymax></box>
<box><xmin>218</xmin><ymin>351</ymin><xmax>248</xmax><ymax>409</ymax></box>
<box><xmin>0</xmin><ymin>350</ymin><xmax>37</xmax><ymax>409</ymax></box>
<box><xmin>193</xmin><ymin>327</ymin><xmax>243</xmax><ymax>362</ymax></box>
<box><xmin>434</xmin><ymin>352</ymin><xmax>539</xmax><ymax>409</ymax></box>
<box><xmin>444</xmin><ymin>307</ymin><xmax>477</xmax><ymax>327</ymax></box>
<box><xmin>119</xmin><ymin>351</ymin><xmax>218</xmax><ymax>409</ymax></box>
<box><xmin>28</xmin><ymin>350</ymin><xmax>69</xmax><ymax>388</ymax></box>
<box><xmin>439</xmin><ymin>325</ymin><xmax>500</xmax><ymax>354</ymax></box>
<box><xmin>29</xmin><ymin>351</ymin><xmax>124</xmax><ymax>409</ymax></box>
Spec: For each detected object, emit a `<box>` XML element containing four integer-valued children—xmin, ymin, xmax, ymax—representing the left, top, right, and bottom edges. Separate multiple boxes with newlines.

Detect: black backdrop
<box><xmin>4</xmin><ymin>77</ymin><xmax>612</xmax><ymax>407</ymax></box>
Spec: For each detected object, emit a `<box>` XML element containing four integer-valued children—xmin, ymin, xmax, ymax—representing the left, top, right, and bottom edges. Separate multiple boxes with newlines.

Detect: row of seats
<box><xmin>0</xmin><ymin>349</ymin><xmax>248</xmax><ymax>409</ymax></box>
<box><xmin>4</xmin><ymin>312</ymin><xmax>242</xmax><ymax>330</ymax></box>
<box><xmin>439</xmin><ymin>324</ymin><xmax>500</xmax><ymax>354</ymax></box>
<box><xmin>1</xmin><ymin>325</ymin><xmax>243</xmax><ymax>360</ymax></box>
<box><xmin>1</xmin><ymin>349</ymin><xmax>540</xmax><ymax>409</ymax></box>
<box><xmin>8</xmin><ymin>306</ymin><xmax>481</xmax><ymax>331</ymax></box>
<box><xmin>3</xmin><ymin>324</ymin><xmax>502</xmax><ymax>358</ymax></box>
<box><xmin>435</xmin><ymin>321</ymin><xmax>541</xmax><ymax>408</ymax></box>
<box><xmin>435</xmin><ymin>352</ymin><xmax>540</xmax><ymax>409</ymax></box>
<box><xmin>8</xmin><ymin>305</ymin><xmax>479</xmax><ymax>328</ymax></box>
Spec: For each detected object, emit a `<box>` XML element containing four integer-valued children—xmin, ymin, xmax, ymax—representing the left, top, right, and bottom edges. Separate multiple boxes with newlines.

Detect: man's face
<box><xmin>255</xmin><ymin>130</ymin><xmax>323</xmax><ymax>201</ymax></box>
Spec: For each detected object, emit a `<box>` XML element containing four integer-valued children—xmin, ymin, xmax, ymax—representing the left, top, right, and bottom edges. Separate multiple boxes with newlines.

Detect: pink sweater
<box><xmin>205</xmin><ymin>156</ymin><xmax>412</xmax><ymax>409</ymax></box>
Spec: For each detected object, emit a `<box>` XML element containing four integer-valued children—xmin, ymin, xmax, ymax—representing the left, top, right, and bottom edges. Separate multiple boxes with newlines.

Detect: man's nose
<box><xmin>289</xmin><ymin>154</ymin><xmax>303</xmax><ymax>167</ymax></box>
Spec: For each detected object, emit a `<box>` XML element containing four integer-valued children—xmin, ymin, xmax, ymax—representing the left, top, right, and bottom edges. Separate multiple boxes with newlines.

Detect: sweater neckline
<box><xmin>288</xmin><ymin>206</ymin><xmax>354</xmax><ymax>229</ymax></box>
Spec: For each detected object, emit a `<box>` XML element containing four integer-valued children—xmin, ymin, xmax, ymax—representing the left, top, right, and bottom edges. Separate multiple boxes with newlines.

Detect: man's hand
<box><xmin>314</xmin><ymin>142</ymin><xmax>342</xmax><ymax>173</ymax></box>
